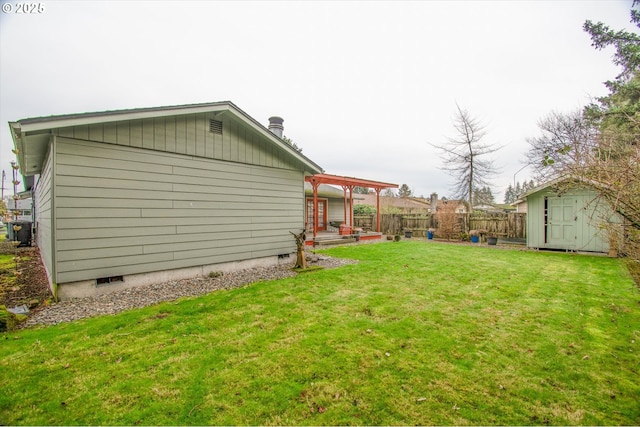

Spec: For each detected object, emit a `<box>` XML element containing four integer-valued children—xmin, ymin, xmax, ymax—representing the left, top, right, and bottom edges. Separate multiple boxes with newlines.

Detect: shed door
<box><xmin>547</xmin><ymin>196</ymin><xmax>576</xmax><ymax>247</ymax></box>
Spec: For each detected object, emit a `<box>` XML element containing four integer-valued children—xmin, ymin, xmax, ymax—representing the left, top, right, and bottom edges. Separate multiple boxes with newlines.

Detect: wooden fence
<box><xmin>354</xmin><ymin>213</ymin><xmax>527</xmax><ymax>238</ymax></box>
<box><xmin>467</xmin><ymin>213</ymin><xmax>527</xmax><ymax>239</ymax></box>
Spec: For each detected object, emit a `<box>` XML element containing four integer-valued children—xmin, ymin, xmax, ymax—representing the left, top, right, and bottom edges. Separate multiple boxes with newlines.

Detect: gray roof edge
<box><xmin>11</xmin><ymin>101</ymin><xmax>324</xmax><ymax>174</ymax></box>
<box><xmin>15</xmin><ymin>101</ymin><xmax>235</xmax><ymax>125</ymax></box>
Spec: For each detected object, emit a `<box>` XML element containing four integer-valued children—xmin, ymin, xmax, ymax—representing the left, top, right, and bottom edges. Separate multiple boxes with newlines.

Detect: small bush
<box><xmin>353</xmin><ymin>204</ymin><xmax>376</xmax><ymax>215</ymax></box>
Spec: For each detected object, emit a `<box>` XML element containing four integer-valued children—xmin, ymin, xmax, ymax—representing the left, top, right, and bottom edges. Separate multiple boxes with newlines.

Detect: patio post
<box><xmin>341</xmin><ymin>185</ymin><xmax>349</xmax><ymax>226</ymax></box>
<box><xmin>311</xmin><ymin>178</ymin><xmax>320</xmax><ymax>239</ymax></box>
<box><xmin>376</xmin><ymin>187</ymin><xmax>382</xmax><ymax>233</ymax></box>
<box><xmin>349</xmin><ymin>186</ymin><xmax>354</xmax><ymax>228</ymax></box>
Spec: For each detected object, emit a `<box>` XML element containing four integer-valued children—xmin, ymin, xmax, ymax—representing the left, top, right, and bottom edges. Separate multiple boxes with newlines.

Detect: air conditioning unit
<box><xmin>7</xmin><ymin>221</ymin><xmax>32</xmax><ymax>247</ymax></box>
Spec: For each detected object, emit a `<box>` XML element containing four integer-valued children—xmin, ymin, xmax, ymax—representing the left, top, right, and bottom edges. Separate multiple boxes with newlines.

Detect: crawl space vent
<box><xmin>209</xmin><ymin>119</ymin><xmax>223</xmax><ymax>135</ymax></box>
<box><xmin>96</xmin><ymin>275</ymin><xmax>124</xmax><ymax>286</ymax></box>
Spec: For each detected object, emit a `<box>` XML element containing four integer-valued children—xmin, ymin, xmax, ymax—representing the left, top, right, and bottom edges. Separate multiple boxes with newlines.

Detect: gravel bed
<box><xmin>18</xmin><ymin>254</ymin><xmax>357</xmax><ymax>329</ymax></box>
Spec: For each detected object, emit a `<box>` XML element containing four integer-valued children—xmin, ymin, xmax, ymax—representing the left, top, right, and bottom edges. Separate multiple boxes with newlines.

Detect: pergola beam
<box><xmin>305</xmin><ymin>173</ymin><xmax>398</xmax><ymax>189</ymax></box>
<box><xmin>305</xmin><ymin>173</ymin><xmax>398</xmax><ymax>236</ymax></box>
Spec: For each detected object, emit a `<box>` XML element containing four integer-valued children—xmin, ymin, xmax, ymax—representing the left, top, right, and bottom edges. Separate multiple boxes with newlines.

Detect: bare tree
<box><xmin>430</xmin><ymin>104</ymin><xmax>501</xmax><ymax>216</ymax></box>
<box><xmin>525</xmin><ymin>109</ymin><xmax>598</xmax><ymax>182</ymax></box>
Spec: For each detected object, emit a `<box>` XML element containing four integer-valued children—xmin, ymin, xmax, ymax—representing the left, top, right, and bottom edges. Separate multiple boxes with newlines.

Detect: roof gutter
<box><xmin>8</xmin><ymin>122</ymin><xmax>27</xmax><ymax>172</ymax></box>
<box><xmin>14</xmin><ymin>102</ymin><xmax>232</xmax><ymax>132</ymax></box>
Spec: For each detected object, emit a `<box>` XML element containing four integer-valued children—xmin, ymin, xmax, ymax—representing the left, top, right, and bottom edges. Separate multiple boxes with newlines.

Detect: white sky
<box><xmin>0</xmin><ymin>0</ymin><xmax>635</xmax><ymax>201</ymax></box>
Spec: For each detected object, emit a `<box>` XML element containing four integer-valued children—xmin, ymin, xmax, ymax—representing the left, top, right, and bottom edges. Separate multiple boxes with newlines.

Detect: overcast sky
<box><xmin>0</xmin><ymin>0</ymin><xmax>635</xmax><ymax>201</ymax></box>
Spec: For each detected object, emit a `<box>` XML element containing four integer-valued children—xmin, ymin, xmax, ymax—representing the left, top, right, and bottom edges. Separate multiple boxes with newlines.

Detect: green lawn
<box><xmin>1</xmin><ymin>241</ymin><xmax>638</xmax><ymax>425</ymax></box>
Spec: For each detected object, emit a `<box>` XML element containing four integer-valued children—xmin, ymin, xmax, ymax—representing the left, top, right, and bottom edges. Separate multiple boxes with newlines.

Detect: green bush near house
<box><xmin>0</xmin><ymin>242</ymin><xmax>638</xmax><ymax>425</ymax></box>
<box><xmin>353</xmin><ymin>204</ymin><xmax>377</xmax><ymax>215</ymax></box>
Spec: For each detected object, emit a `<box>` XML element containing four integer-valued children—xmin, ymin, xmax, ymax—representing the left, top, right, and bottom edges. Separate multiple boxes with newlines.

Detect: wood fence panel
<box><xmin>469</xmin><ymin>213</ymin><xmax>527</xmax><ymax>238</ymax></box>
<box><xmin>355</xmin><ymin>212</ymin><xmax>527</xmax><ymax>238</ymax></box>
<box><xmin>353</xmin><ymin>215</ymin><xmax>374</xmax><ymax>231</ymax></box>
<box><xmin>401</xmin><ymin>215</ymin><xmax>432</xmax><ymax>237</ymax></box>
<box><xmin>382</xmin><ymin>214</ymin><xmax>403</xmax><ymax>235</ymax></box>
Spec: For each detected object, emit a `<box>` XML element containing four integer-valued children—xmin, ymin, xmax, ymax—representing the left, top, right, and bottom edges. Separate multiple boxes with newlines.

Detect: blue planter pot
<box><xmin>471</xmin><ymin>235</ymin><xmax>479</xmax><ymax>243</ymax></box>
<box><xmin>427</xmin><ymin>231</ymin><xmax>433</xmax><ymax>240</ymax></box>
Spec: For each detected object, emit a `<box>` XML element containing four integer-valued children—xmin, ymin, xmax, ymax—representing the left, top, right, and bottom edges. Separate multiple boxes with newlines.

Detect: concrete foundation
<box><xmin>56</xmin><ymin>254</ymin><xmax>293</xmax><ymax>300</ymax></box>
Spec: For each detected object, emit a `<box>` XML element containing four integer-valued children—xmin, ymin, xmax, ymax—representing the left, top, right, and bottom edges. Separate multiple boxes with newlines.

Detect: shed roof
<box><xmin>519</xmin><ymin>176</ymin><xmax>597</xmax><ymax>199</ymax></box>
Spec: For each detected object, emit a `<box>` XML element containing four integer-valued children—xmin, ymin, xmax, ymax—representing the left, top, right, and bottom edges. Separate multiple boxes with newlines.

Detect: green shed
<box><xmin>523</xmin><ymin>179</ymin><xmax>619</xmax><ymax>254</ymax></box>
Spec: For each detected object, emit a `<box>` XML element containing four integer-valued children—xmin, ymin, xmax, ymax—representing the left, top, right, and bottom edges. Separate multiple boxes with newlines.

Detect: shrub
<box><xmin>354</xmin><ymin>204</ymin><xmax>376</xmax><ymax>215</ymax></box>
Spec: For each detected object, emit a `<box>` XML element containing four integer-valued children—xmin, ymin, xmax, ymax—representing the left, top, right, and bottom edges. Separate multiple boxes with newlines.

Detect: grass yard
<box><xmin>1</xmin><ymin>241</ymin><xmax>638</xmax><ymax>425</ymax></box>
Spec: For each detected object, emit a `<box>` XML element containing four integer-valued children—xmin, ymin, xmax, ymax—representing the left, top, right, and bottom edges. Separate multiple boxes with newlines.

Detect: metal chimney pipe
<box><xmin>268</xmin><ymin>116</ymin><xmax>284</xmax><ymax>138</ymax></box>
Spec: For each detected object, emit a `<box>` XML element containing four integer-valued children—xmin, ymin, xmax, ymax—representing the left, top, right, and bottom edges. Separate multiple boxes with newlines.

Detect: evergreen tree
<box><xmin>473</xmin><ymin>186</ymin><xmax>494</xmax><ymax>205</ymax></box>
<box><xmin>504</xmin><ymin>180</ymin><xmax>536</xmax><ymax>204</ymax></box>
<box><xmin>504</xmin><ymin>184</ymin><xmax>515</xmax><ymax>204</ymax></box>
<box><xmin>352</xmin><ymin>186</ymin><xmax>370</xmax><ymax>194</ymax></box>
<box><xmin>398</xmin><ymin>184</ymin><xmax>412</xmax><ymax>198</ymax></box>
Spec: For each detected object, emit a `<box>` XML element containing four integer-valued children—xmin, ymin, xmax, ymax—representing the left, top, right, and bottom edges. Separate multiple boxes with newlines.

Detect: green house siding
<box><xmin>54</xmin><ymin>113</ymin><xmax>302</xmax><ymax>172</ymax></box>
<box><xmin>328</xmin><ymin>198</ymin><xmax>350</xmax><ymax>225</ymax></box>
<box><xmin>34</xmin><ymin>139</ymin><xmax>55</xmax><ymax>286</ymax></box>
<box><xmin>52</xmin><ymin>136</ymin><xmax>304</xmax><ymax>283</ymax></box>
<box><xmin>526</xmin><ymin>187</ymin><xmax>613</xmax><ymax>253</ymax></box>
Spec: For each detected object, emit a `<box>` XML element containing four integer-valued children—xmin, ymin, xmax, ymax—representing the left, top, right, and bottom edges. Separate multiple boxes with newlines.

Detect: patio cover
<box><xmin>305</xmin><ymin>173</ymin><xmax>398</xmax><ymax>238</ymax></box>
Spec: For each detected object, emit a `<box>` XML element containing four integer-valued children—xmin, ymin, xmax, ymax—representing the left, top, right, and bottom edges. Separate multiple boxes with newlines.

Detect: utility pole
<box><xmin>513</xmin><ymin>164</ymin><xmax>529</xmax><ymax>189</ymax></box>
<box><xmin>1</xmin><ymin>170</ymin><xmax>5</xmax><ymax>200</ymax></box>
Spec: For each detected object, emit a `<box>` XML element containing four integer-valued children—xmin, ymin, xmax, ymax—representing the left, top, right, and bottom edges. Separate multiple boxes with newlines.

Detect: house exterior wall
<box><xmin>527</xmin><ymin>187</ymin><xmax>613</xmax><ymax>253</ymax></box>
<box><xmin>53</xmin><ymin>112</ymin><xmax>304</xmax><ymax>172</ymax></box>
<box><xmin>526</xmin><ymin>191</ymin><xmax>547</xmax><ymax>249</ymax></box>
<box><xmin>50</xmin><ymin>135</ymin><xmax>304</xmax><ymax>287</ymax></box>
<box><xmin>34</xmin><ymin>138</ymin><xmax>55</xmax><ymax>290</ymax></box>
<box><xmin>328</xmin><ymin>198</ymin><xmax>349</xmax><ymax>225</ymax></box>
<box><xmin>515</xmin><ymin>201</ymin><xmax>528</xmax><ymax>213</ymax></box>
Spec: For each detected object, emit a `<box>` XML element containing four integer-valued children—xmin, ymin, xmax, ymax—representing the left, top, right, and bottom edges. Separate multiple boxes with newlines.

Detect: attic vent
<box><xmin>209</xmin><ymin>119</ymin><xmax>223</xmax><ymax>134</ymax></box>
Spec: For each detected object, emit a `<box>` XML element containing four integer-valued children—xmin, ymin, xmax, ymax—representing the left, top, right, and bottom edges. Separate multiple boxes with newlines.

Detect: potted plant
<box><xmin>487</xmin><ymin>234</ymin><xmax>498</xmax><ymax>245</ymax></box>
<box><xmin>427</xmin><ymin>228</ymin><xmax>435</xmax><ymax>240</ymax></box>
<box><xmin>469</xmin><ymin>229</ymin><xmax>480</xmax><ymax>243</ymax></box>
<box><xmin>404</xmin><ymin>229</ymin><xmax>413</xmax><ymax>238</ymax></box>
